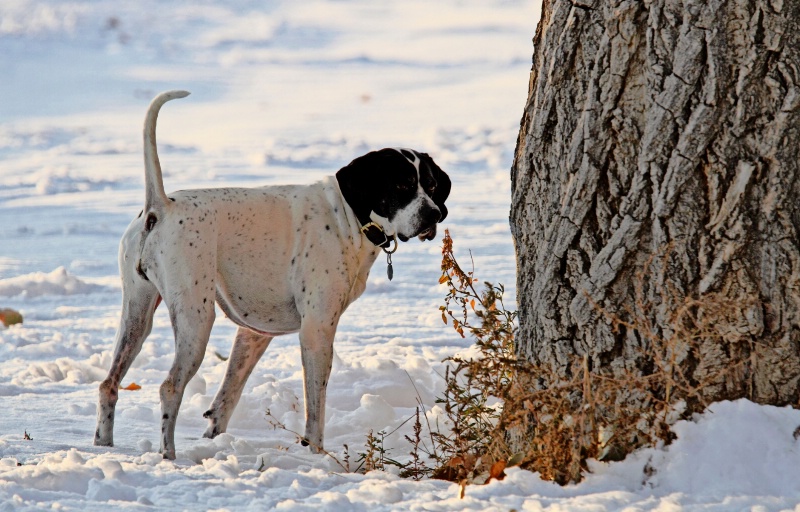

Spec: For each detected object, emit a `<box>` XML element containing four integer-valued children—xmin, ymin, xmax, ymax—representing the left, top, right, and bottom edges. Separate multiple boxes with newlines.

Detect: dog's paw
<box><xmin>202</xmin><ymin>410</ymin><xmax>223</xmax><ymax>439</ymax></box>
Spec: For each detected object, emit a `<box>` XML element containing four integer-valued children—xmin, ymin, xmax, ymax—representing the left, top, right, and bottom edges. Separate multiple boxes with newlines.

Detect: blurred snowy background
<box><xmin>2</xmin><ymin>1</ymin><xmax>800</xmax><ymax>510</ymax></box>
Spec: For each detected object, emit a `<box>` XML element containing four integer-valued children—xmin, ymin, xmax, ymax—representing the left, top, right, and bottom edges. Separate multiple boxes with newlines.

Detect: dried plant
<box><xmin>399</xmin><ymin>407</ymin><xmax>428</xmax><ymax>480</ymax></box>
<box><xmin>355</xmin><ymin>429</ymin><xmax>405</xmax><ymax>474</ymax></box>
<box><xmin>430</xmin><ymin>230</ymin><xmax>765</xmax><ymax>485</ymax></box>
<box><xmin>427</xmin><ymin>229</ymin><xmax>520</xmax><ymax>483</ymax></box>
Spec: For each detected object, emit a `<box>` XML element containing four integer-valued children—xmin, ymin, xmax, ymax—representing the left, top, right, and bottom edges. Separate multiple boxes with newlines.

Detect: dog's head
<box><xmin>336</xmin><ymin>148</ymin><xmax>451</xmax><ymax>242</ymax></box>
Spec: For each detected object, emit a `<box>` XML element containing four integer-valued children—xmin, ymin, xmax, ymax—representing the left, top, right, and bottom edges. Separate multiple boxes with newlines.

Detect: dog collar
<box><xmin>359</xmin><ymin>221</ymin><xmax>398</xmax><ymax>280</ymax></box>
<box><xmin>360</xmin><ymin>221</ymin><xmax>395</xmax><ymax>249</ymax></box>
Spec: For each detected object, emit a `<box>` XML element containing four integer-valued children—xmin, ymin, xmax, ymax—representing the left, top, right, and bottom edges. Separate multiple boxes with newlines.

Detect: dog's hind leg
<box><xmin>203</xmin><ymin>327</ymin><xmax>273</xmax><ymax>438</ymax></box>
<box><xmin>158</xmin><ymin>283</ymin><xmax>216</xmax><ymax>459</ymax></box>
<box><xmin>95</xmin><ymin>274</ymin><xmax>161</xmax><ymax>447</ymax></box>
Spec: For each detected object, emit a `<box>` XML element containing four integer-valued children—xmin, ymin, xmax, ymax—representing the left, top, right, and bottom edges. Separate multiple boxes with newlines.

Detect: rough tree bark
<box><xmin>506</xmin><ymin>0</ymin><xmax>800</xmax><ymax>457</ymax></box>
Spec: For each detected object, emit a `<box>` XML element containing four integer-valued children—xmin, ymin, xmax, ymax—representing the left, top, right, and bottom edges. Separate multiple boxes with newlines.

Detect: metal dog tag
<box><xmin>387</xmin><ymin>253</ymin><xmax>394</xmax><ymax>281</ymax></box>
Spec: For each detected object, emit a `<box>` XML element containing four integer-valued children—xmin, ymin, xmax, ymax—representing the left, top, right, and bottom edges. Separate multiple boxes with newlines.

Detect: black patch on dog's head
<box><xmin>337</xmin><ymin>149</ymin><xmax>417</xmax><ymax>221</ymax></box>
<box><xmin>400</xmin><ymin>148</ymin><xmax>416</xmax><ymax>162</ymax></box>
<box><xmin>337</xmin><ymin>148</ymin><xmax>450</xmax><ymax>238</ymax></box>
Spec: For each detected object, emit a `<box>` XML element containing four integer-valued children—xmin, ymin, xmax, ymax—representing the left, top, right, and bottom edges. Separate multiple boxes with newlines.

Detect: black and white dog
<box><xmin>94</xmin><ymin>90</ymin><xmax>450</xmax><ymax>459</ymax></box>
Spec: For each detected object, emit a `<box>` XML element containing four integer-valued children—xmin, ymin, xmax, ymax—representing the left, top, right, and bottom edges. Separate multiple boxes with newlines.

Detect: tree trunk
<box><xmin>505</xmin><ymin>0</ymin><xmax>800</xmax><ymax>468</ymax></box>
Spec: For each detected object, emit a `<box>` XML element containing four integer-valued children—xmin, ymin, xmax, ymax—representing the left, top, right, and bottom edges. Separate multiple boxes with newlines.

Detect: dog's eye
<box><xmin>397</xmin><ymin>179</ymin><xmax>415</xmax><ymax>191</ymax></box>
<box><xmin>426</xmin><ymin>184</ymin><xmax>436</xmax><ymax>194</ymax></box>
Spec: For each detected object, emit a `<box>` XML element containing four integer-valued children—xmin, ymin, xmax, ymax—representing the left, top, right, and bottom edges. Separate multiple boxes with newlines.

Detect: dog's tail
<box><xmin>143</xmin><ymin>90</ymin><xmax>190</xmax><ymax>215</ymax></box>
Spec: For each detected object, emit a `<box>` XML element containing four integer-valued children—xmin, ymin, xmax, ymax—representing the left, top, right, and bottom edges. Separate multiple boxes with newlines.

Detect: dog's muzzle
<box><xmin>414</xmin><ymin>206</ymin><xmax>441</xmax><ymax>241</ymax></box>
<box><xmin>396</xmin><ymin>205</ymin><xmax>441</xmax><ymax>242</ymax></box>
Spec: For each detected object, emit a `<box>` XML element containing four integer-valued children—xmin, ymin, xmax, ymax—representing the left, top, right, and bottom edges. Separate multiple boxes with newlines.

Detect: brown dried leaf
<box><xmin>0</xmin><ymin>308</ymin><xmax>23</xmax><ymax>327</ymax></box>
<box><xmin>489</xmin><ymin>460</ymin><xmax>507</xmax><ymax>481</ymax></box>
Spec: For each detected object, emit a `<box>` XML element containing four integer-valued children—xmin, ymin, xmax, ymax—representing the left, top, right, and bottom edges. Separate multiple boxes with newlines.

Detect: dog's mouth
<box><xmin>417</xmin><ymin>225</ymin><xmax>437</xmax><ymax>241</ymax></box>
<box><xmin>396</xmin><ymin>225</ymin><xmax>437</xmax><ymax>243</ymax></box>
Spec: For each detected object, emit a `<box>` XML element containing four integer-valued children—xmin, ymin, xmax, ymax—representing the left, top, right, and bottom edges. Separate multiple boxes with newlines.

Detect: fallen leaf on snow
<box><xmin>0</xmin><ymin>308</ymin><xmax>23</xmax><ymax>327</ymax></box>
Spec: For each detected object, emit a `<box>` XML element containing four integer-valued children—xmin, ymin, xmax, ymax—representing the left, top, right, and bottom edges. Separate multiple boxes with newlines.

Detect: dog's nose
<box><xmin>422</xmin><ymin>205</ymin><xmax>441</xmax><ymax>225</ymax></box>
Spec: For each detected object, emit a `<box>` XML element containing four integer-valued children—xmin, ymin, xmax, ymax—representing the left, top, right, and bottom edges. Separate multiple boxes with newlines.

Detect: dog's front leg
<box><xmin>298</xmin><ymin>320</ymin><xmax>337</xmax><ymax>453</ymax></box>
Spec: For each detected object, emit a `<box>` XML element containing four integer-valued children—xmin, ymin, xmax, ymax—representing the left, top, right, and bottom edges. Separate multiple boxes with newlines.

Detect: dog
<box><xmin>93</xmin><ymin>90</ymin><xmax>451</xmax><ymax>459</ymax></box>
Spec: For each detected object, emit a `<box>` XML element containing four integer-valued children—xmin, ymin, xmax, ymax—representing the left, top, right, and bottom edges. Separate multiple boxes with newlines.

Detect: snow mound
<box><xmin>0</xmin><ymin>267</ymin><xmax>102</xmax><ymax>297</ymax></box>
<box><xmin>644</xmin><ymin>399</ymin><xmax>800</xmax><ymax>496</ymax></box>
<box><xmin>35</xmin><ymin>167</ymin><xmax>118</xmax><ymax>195</ymax></box>
<box><xmin>580</xmin><ymin>399</ymin><xmax>800</xmax><ymax>502</ymax></box>
<box><xmin>14</xmin><ymin>356</ymin><xmax>108</xmax><ymax>386</ymax></box>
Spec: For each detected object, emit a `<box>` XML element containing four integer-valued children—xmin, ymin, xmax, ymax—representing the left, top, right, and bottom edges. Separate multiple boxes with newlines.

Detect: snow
<box><xmin>1</xmin><ymin>0</ymin><xmax>799</xmax><ymax>510</ymax></box>
<box><xmin>0</xmin><ymin>267</ymin><xmax>103</xmax><ymax>298</ymax></box>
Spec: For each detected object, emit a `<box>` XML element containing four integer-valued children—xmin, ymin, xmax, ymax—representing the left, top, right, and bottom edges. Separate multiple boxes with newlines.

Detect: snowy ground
<box><xmin>1</xmin><ymin>1</ymin><xmax>800</xmax><ymax>510</ymax></box>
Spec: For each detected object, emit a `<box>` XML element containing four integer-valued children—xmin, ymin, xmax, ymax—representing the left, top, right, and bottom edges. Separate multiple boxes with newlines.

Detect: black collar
<box><xmin>360</xmin><ymin>221</ymin><xmax>395</xmax><ymax>249</ymax></box>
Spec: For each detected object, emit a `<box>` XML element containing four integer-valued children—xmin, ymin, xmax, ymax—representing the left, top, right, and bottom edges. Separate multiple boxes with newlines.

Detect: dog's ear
<box><xmin>419</xmin><ymin>153</ymin><xmax>451</xmax><ymax>222</ymax></box>
<box><xmin>336</xmin><ymin>151</ymin><xmax>384</xmax><ymax>222</ymax></box>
